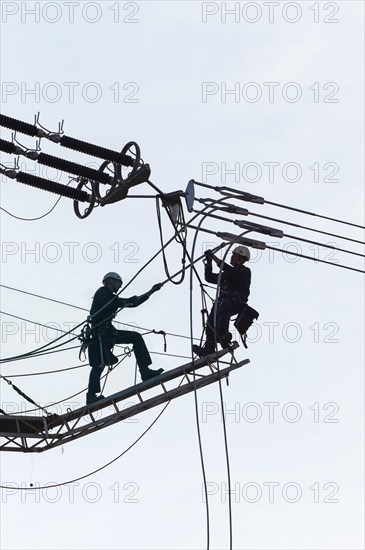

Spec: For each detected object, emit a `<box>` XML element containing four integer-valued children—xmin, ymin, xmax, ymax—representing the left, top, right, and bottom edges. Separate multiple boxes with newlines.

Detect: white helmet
<box><xmin>233</xmin><ymin>245</ymin><xmax>250</xmax><ymax>261</ymax></box>
<box><xmin>102</xmin><ymin>272</ymin><xmax>123</xmax><ymax>283</ymax></box>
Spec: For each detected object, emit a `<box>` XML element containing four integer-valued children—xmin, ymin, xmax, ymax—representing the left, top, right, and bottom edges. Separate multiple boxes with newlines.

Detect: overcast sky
<box><xmin>0</xmin><ymin>1</ymin><xmax>364</xmax><ymax>549</ymax></box>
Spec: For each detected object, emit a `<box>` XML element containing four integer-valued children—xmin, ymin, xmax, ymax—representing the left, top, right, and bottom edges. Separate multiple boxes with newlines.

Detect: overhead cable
<box><xmin>200</xmin><ymin>197</ymin><xmax>365</xmax><ymax>246</ymax></box>
<box><xmin>265</xmin><ymin>245</ymin><xmax>365</xmax><ymax>273</ymax></box>
<box><xmin>188</xmin><ymin>225</ymin><xmax>365</xmax><ymax>274</ymax></box>
<box><xmin>193</xmin><ymin>180</ymin><xmax>365</xmax><ymax>230</ymax></box>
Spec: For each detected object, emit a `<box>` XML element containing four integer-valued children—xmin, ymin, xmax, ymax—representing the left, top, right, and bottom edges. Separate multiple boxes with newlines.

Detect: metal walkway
<box><xmin>0</xmin><ymin>344</ymin><xmax>249</xmax><ymax>453</ymax></box>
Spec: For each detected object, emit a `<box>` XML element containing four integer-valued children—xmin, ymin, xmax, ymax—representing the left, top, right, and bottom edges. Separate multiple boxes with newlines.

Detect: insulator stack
<box><xmin>0</xmin><ymin>138</ymin><xmax>16</xmax><ymax>155</ymax></box>
<box><xmin>0</xmin><ymin>114</ymin><xmax>38</xmax><ymax>137</ymax></box>
<box><xmin>37</xmin><ymin>153</ymin><xmax>111</xmax><ymax>184</ymax></box>
<box><xmin>60</xmin><ymin>136</ymin><xmax>134</xmax><ymax>166</ymax></box>
<box><xmin>16</xmin><ymin>172</ymin><xmax>90</xmax><ymax>202</ymax></box>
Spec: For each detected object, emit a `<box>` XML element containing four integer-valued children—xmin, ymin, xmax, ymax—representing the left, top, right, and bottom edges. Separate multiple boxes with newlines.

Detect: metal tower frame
<box><xmin>0</xmin><ymin>345</ymin><xmax>249</xmax><ymax>453</ymax></box>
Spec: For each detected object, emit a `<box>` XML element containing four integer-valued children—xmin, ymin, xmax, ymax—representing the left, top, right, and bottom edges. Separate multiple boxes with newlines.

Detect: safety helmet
<box><xmin>232</xmin><ymin>246</ymin><xmax>251</xmax><ymax>261</ymax></box>
<box><xmin>102</xmin><ymin>272</ymin><xmax>123</xmax><ymax>284</ymax></box>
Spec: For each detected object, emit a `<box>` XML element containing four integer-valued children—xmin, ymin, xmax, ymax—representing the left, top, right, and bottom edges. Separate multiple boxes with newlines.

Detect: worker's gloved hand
<box><xmin>151</xmin><ymin>283</ymin><xmax>163</xmax><ymax>293</ymax></box>
<box><xmin>204</xmin><ymin>249</ymin><xmax>214</xmax><ymax>261</ymax></box>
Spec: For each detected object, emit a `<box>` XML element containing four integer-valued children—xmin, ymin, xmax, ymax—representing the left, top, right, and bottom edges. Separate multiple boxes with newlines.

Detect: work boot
<box><xmin>219</xmin><ymin>331</ymin><xmax>232</xmax><ymax>348</ymax></box>
<box><xmin>141</xmin><ymin>368</ymin><xmax>164</xmax><ymax>382</ymax></box>
<box><xmin>86</xmin><ymin>392</ymin><xmax>105</xmax><ymax>405</ymax></box>
<box><xmin>192</xmin><ymin>344</ymin><xmax>214</xmax><ymax>358</ymax></box>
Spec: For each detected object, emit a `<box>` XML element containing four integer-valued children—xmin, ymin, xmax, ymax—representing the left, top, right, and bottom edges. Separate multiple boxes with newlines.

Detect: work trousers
<box><xmin>204</xmin><ymin>297</ymin><xmax>242</xmax><ymax>353</ymax></box>
<box><xmin>88</xmin><ymin>330</ymin><xmax>152</xmax><ymax>394</ymax></box>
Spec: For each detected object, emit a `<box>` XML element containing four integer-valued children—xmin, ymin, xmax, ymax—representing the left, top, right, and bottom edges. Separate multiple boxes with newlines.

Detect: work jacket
<box><xmin>90</xmin><ymin>286</ymin><xmax>149</xmax><ymax>332</ymax></box>
<box><xmin>205</xmin><ymin>262</ymin><xmax>251</xmax><ymax>303</ymax></box>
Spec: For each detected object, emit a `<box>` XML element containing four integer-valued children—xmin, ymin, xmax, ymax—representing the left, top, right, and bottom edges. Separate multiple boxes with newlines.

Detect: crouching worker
<box><xmin>86</xmin><ymin>272</ymin><xmax>164</xmax><ymax>405</ymax></box>
<box><xmin>193</xmin><ymin>246</ymin><xmax>251</xmax><ymax>358</ymax></box>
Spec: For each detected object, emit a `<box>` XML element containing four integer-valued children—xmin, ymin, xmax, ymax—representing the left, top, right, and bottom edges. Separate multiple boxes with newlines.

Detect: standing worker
<box><xmin>193</xmin><ymin>246</ymin><xmax>251</xmax><ymax>357</ymax></box>
<box><xmin>87</xmin><ymin>272</ymin><xmax>164</xmax><ymax>405</ymax></box>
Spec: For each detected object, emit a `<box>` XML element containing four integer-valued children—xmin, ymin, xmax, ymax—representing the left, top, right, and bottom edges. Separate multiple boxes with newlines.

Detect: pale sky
<box><xmin>0</xmin><ymin>2</ymin><xmax>364</xmax><ymax>549</ymax></box>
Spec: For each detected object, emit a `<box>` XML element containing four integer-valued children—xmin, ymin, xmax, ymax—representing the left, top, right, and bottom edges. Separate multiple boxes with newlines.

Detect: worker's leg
<box><xmin>88</xmin><ymin>365</ymin><xmax>105</xmax><ymax>394</ymax></box>
<box><xmin>204</xmin><ymin>306</ymin><xmax>217</xmax><ymax>353</ymax></box>
<box><xmin>113</xmin><ymin>330</ymin><xmax>164</xmax><ymax>382</ymax></box>
<box><xmin>216</xmin><ymin>297</ymin><xmax>243</xmax><ymax>344</ymax></box>
<box><xmin>114</xmin><ymin>330</ymin><xmax>151</xmax><ymax>370</ymax></box>
<box><xmin>87</xmin><ymin>339</ymin><xmax>106</xmax><ymax>398</ymax></box>
<box><xmin>193</xmin><ymin>302</ymin><xmax>225</xmax><ymax>357</ymax></box>
<box><xmin>215</xmin><ymin>298</ymin><xmax>234</xmax><ymax>335</ymax></box>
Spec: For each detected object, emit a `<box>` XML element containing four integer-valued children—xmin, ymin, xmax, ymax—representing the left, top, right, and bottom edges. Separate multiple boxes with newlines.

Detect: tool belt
<box><xmin>234</xmin><ymin>304</ymin><xmax>259</xmax><ymax>348</ymax></box>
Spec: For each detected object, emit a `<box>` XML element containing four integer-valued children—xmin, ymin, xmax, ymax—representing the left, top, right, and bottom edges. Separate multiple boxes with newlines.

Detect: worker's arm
<box><xmin>204</xmin><ymin>250</ymin><xmax>223</xmax><ymax>284</ymax></box>
<box><xmin>119</xmin><ymin>283</ymin><xmax>163</xmax><ymax>308</ymax></box>
<box><xmin>205</xmin><ymin>250</ymin><xmax>222</xmax><ymax>267</ymax></box>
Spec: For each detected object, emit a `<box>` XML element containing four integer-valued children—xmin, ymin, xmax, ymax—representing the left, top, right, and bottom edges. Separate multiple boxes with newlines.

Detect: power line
<box><xmin>0</xmin><ymin>300</ymin><xmax>202</xmax><ymax>367</ymax></box>
<box><xmin>264</xmin><ymin>199</ymin><xmax>365</xmax><ymax>230</ymax></box>
<box><xmin>265</xmin><ymin>245</ymin><xmax>365</xmax><ymax>273</ymax></box>
<box><xmin>1</xmin><ymin>282</ymin><xmax>207</xmax><ymax>342</ymax></box>
<box><xmin>196</xmin><ymin>199</ymin><xmax>365</xmax><ymax>246</ymax></box>
<box><xmin>0</xmin><ymin>343</ymin><xmax>80</xmax><ymax>364</ymax></box>
<box><xmin>0</xmin><ymin>316</ymin><xmax>84</xmax><ymax>365</ymax></box>
<box><xmin>194</xmin><ymin>181</ymin><xmax>365</xmax><ymax>230</ymax></box>
<box><xmin>2</xmin><ymin>362</ymin><xmax>87</xmax><ymax>378</ymax></box>
<box><xmin>283</xmin><ymin>233</ymin><xmax>364</xmax><ymax>258</ymax></box>
<box><xmin>189</xmin><ymin>224</ymin><xmax>365</xmax><ymax>274</ymax></box>
<box><xmin>248</xmin><ymin>210</ymin><xmax>365</xmax><ymax>246</ymax></box>
<box><xmin>0</xmin><ymin>310</ymin><xmax>79</xmax><ymax>337</ymax></box>
<box><xmin>197</xmin><ymin>207</ymin><xmax>365</xmax><ymax>259</ymax></box>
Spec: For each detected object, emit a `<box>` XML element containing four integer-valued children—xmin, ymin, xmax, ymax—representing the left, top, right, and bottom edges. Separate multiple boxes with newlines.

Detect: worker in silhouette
<box><xmin>86</xmin><ymin>272</ymin><xmax>164</xmax><ymax>405</ymax></box>
<box><xmin>193</xmin><ymin>246</ymin><xmax>251</xmax><ymax>357</ymax></box>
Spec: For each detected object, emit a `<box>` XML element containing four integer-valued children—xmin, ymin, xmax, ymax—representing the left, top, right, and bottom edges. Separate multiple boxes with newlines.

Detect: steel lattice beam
<box><xmin>0</xmin><ymin>345</ymin><xmax>249</xmax><ymax>453</ymax></box>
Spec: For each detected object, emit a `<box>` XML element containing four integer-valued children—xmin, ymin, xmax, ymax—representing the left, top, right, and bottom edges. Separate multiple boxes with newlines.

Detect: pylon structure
<box><xmin>0</xmin><ymin>344</ymin><xmax>249</xmax><ymax>453</ymax></box>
